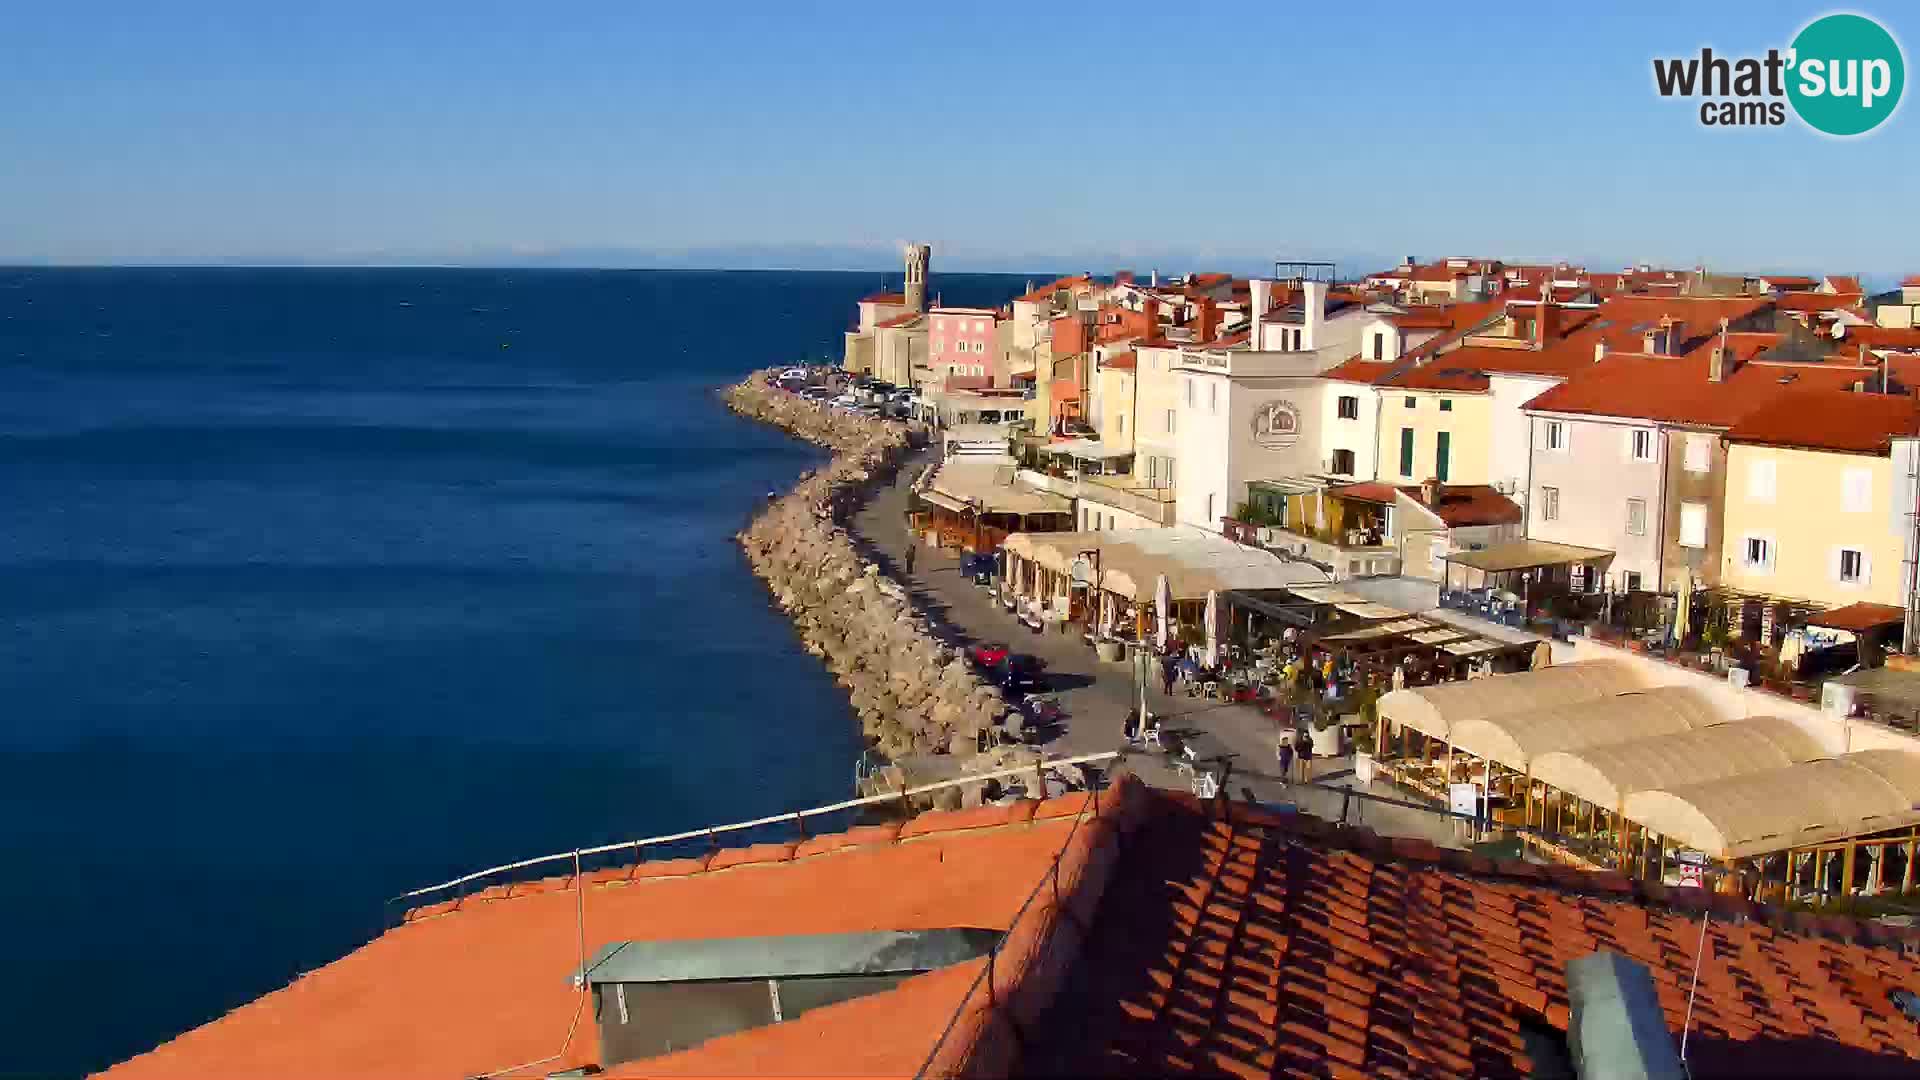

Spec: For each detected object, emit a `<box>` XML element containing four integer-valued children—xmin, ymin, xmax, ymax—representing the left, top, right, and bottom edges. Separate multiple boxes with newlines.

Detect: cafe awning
<box><xmin>917</xmin><ymin>489</ymin><xmax>970</xmax><ymax>513</ymax></box>
<box><xmin>1807</xmin><ymin>602</ymin><xmax>1905</xmax><ymax>634</ymax></box>
<box><xmin>1445</xmin><ymin>686</ymin><xmax>1727</xmax><ymax>772</ymax></box>
<box><xmin>1622</xmin><ymin>749</ymin><xmax>1920</xmax><ymax>860</ymax></box>
<box><xmin>1441</xmin><ymin>540</ymin><xmax>1614</xmax><ymax>574</ymax></box>
<box><xmin>1530</xmin><ymin>717</ymin><xmax>1829</xmax><ymax>812</ymax></box>
<box><xmin>1377</xmin><ymin>659</ymin><xmax>1645</xmax><ymax>741</ymax></box>
<box><xmin>1050</xmin><ymin>439</ymin><xmax>1131</xmax><ymax>461</ymax></box>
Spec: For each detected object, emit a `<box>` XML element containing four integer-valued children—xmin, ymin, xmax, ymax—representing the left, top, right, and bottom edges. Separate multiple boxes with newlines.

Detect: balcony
<box><xmin>1017</xmin><ymin>470</ymin><xmax>1177</xmax><ymax>526</ymax></box>
<box><xmin>1221</xmin><ymin>518</ymin><xmax>1400</xmax><ymax>580</ymax></box>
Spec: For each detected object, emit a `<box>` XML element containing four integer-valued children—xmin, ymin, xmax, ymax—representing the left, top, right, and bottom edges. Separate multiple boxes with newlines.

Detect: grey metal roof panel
<box><xmin>572</xmin><ymin>928</ymin><xmax>1002</xmax><ymax>986</ymax></box>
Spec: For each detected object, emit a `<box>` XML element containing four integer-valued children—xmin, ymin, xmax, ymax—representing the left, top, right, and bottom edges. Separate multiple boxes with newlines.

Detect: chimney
<box><xmin>1420</xmin><ymin>477</ymin><xmax>1440</xmax><ymax>507</ymax></box>
<box><xmin>1533</xmin><ymin>301</ymin><xmax>1558</xmax><ymax>349</ymax></box>
<box><xmin>1115</xmin><ymin>270</ymin><xmax>1134</xmax><ymax>286</ymax></box>
<box><xmin>1143</xmin><ymin>298</ymin><xmax>1162</xmax><ymax>336</ymax></box>
<box><xmin>1594</xmin><ymin>340</ymin><xmax>1607</xmax><ymax>364</ymax></box>
<box><xmin>1196</xmin><ymin>299</ymin><xmax>1222</xmax><ymax>344</ymax></box>
<box><xmin>1301</xmin><ymin>280</ymin><xmax>1329</xmax><ymax>351</ymax></box>
<box><xmin>1250</xmin><ymin>279</ymin><xmax>1273</xmax><ymax>349</ymax></box>
<box><xmin>1150</xmin><ymin>268</ymin><xmax>1159</xmax><ymax>288</ymax></box>
<box><xmin>1641</xmin><ymin>326</ymin><xmax>1658</xmax><ymax>354</ymax></box>
<box><xmin>1709</xmin><ymin>317</ymin><xmax>1730</xmax><ymax>383</ymax></box>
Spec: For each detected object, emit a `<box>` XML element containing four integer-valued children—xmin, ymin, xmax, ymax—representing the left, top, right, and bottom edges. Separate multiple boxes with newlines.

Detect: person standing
<box><xmin>1161</xmin><ymin>654</ymin><xmax>1177</xmax><ymax>697</ymax></box>
<box><xmin>1276</xmin><ymin>728</ymin><xmax>1295</xmax><ymax>787</ymax></box>
<box><xmin>1297</xmin><ymin>734</ymin><xmax>1315</xmax><ymax>783</ymax></box>
<box><xmin>904</xmin><ymin>542</ymin><xmax>916</xmax><ymax>577</ymax></box>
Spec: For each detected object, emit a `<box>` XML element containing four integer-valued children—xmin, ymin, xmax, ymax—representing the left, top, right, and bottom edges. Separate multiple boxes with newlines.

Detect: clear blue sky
<box><xmin>2</xmin><ymin>2</ymin><xmax>1913</xmax><ymax>274</ymax></box>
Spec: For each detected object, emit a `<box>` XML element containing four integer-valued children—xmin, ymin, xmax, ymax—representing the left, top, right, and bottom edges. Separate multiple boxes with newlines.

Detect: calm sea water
<box><xmin>0</xmin><ymin>266</ymin><xmax>1026</xmax><ymax>1077</ymax></box>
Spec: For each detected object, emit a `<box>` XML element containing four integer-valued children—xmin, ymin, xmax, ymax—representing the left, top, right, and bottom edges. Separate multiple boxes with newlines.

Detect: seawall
<box><xmin>722</xmin><ymin>372</ymin><xmax>1010</xmax><ymax>780</ymax></box>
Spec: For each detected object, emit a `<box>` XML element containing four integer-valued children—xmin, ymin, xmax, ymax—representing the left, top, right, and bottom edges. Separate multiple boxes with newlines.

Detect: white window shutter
<box><xmin>1861</xmin><ymin>550</ymin><xmax>1873</xmax><ymax>585</ymax></box>
<box><xmin>1830</xmin><ymin>546</ymin><xmax>1843</xmax><ymax>584</ymax></box>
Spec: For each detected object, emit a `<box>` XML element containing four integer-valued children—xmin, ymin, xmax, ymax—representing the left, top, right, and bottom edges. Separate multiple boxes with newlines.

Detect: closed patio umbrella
<box><xmin>1204</xmin><ymin>590</ymin><xmax>1222</xmax><ymax>668</ymax></box>
<box><xmin>1154</xmin><ymin>574</ymin><xmax>1172</xmax><ymax>650</ymax></box>
<box><xmin>1673</xmin><ymin>568</ymin><xmax>1692</xmax><ymax>646</ymax></box>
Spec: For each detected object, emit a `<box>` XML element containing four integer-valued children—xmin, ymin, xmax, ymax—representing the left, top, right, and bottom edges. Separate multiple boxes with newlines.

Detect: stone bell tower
<box><xmin>903</xmin><ymin>242</ymin><xmax>931</xmax><ymax>313</ymax></box>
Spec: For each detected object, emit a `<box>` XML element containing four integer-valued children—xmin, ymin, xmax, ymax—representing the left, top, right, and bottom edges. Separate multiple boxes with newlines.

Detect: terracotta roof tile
<box><xmin>1023</xmin><ymin>796</ymin><xmax>1920</xmax><ymax>1080</ymax></box>
<box><xmin>861</xmin><ymin>291</ymin><xmax>906</xmax><ymax>304</ymax></box>
<box><xmin>1103</xmin><ymin>350</ymin><xmax>1137</xmax><ymax>371</ymax></box>
<box><xmin>1724</xmin><ymin>389</ymin><xmax>1920</xmax><ymax>453</ymax></box>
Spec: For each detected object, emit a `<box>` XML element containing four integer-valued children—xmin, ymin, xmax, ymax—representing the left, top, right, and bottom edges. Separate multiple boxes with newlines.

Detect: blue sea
<box><xmin>0</xmin><ymin>266</ymin><xmax>1026</xmax><ymax>1078</ymax></box>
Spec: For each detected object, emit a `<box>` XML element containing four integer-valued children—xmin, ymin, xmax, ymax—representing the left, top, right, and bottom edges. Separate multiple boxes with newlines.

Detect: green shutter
<box><xmin>1436</xmin><ymin>431</ymin><xmax>1451</xmax><ymax>482</ymax></box>
<box><xmin>1399</xmin><ymin>428</ymin><xmax>1414</xmax><ymax>477</ymax></box>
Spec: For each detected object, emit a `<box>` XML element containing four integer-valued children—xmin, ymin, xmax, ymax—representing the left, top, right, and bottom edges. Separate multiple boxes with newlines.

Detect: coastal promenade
<box><xmin>850</xmin><ymin>448</ymin><xmax>1466</xmax><ymax>848</ymax></box>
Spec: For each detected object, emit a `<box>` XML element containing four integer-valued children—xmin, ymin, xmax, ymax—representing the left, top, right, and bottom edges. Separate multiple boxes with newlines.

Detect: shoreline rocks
<box><xmin>722</xmin><ymin>371</ymin><xmax>1008</xmax><ymax>764</ymax></box>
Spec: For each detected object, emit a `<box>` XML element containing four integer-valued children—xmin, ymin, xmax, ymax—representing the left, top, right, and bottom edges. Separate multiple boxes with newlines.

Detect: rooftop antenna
<box><xmin>1678</xmin><ymin>908</ymin><xmax>1711</xmax><ymax>1065</ymax></box>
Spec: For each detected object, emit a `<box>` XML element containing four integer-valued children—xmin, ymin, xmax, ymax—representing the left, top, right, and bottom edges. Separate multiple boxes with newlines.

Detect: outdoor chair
<box><xmin>1204</xmin><ymin>681</ymin><xmax>1221</xmax><ymax>699</ymax></box>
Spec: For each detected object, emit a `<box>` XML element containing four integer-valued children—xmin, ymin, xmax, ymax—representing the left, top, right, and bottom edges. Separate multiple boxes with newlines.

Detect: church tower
<box><xmin>903</xmin><ymin>242</ymin><xmax>931</xmax><ymax>313</ymax></box>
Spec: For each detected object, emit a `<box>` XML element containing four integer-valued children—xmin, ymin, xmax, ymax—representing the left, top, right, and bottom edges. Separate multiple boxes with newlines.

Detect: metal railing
<box><xmin>385</xmin><ymin>751</ymin><xmax>1121</xmax><ymax>921</ymax></box>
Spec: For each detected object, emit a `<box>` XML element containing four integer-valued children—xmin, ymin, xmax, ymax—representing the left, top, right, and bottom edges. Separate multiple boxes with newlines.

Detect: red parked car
<box><xmin>968</xmin><ymin>642</ymin><xmax>1011</xmax><ymax>669</ymax></box>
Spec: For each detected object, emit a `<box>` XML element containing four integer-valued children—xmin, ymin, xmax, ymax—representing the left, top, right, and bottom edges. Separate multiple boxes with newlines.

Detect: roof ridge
<box><xmin>401</xmin><ymin>793</ymin><xmax>1104</xmax><ymax>924</ymax></box>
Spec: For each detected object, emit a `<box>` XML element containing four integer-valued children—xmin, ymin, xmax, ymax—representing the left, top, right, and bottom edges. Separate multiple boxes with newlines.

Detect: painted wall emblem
<box><xmin>1251</xmin><ymin>401</ymin><xmax>1301</xmax><ymax>447</ymax></box>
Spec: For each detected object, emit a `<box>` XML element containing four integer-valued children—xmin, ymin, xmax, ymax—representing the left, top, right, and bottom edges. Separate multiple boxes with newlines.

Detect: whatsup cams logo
<box><xmin>1652</xmin><ymin>12</ymin><xmax>1905</xmax><ymax>135</ymax></box>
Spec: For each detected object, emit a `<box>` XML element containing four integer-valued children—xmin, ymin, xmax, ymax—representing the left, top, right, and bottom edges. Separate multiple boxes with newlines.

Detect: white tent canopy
<box><xmin>1002</xmin><ymin>527</ymin><xmax>1325</xmax><ymax>602</ymax></box>
<box><xmin>1623</xmin><ymin>750</ymin><xmax>1920</xmax><ymax>860</ymax></box>
<box><xmin>1376</xmin><ymin>660</ymin><xmax>1646</xmax><ymax>742</ymax></box>
<box><xmin>1446</xmin><ymin>686</ymin><xmax>1728</xmax><ymax>772</ymax></box>
<box><xmin>1529</xmin><ymin>716</ymin><xmax>1828</xmax><ymax>810</ymax></box>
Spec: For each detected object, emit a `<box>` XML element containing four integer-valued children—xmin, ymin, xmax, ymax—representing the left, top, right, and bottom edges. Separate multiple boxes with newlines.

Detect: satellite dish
<box><xmin>1069</xmin><ymin>557</ymin><xmax>1096</xmax><ymax>587</ymax></box>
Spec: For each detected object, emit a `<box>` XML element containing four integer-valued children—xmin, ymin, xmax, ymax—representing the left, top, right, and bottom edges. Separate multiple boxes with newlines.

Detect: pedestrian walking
<box><xmin>1160</xmin><ymin>654</ymin><xmax>1177</xmax><ymax>696</ymax></box>
<box><xmin>1297</xmin><ymin>735</ymin><xmax>1315</xmax><ymax>783</ymax></box>
<box><xmin>1276</xmin><ymin>731</ymin><xmax>1295</xmax><ymax>787</ymax></box>
<box><xmin>904</xmin><ymin>543</ymin><xmax>916</xmax><ymax>576</ymax></box>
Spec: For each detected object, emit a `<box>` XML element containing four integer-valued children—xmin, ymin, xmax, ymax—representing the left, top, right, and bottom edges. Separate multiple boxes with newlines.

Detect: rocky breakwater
<box><xmin>723</xmin><ymin>373</ymin><xmax>1008</xmax><ymax>771</ymax></box>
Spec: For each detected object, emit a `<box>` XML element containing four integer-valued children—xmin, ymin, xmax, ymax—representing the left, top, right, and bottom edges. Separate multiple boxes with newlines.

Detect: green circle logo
<box><xmin>1788</xmin><ymin>13</ymin><xmax>1905</xmax><ymax>136</ymax></box>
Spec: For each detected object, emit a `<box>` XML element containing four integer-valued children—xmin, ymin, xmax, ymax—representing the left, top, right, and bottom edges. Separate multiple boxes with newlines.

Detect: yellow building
<box><xmin>1719</xmin><ymin>391</ymin><xmax>1918</xmax><ymax>610</ymax></box>
<box><xmin>1373</xmin><ymin>380</ymin><xmax>1494</xmax><ymax>487</ymax></box>
<box><xmin>1093</xmin><ymin>349</ymin><xmax>1138</xmax><ymax>454</ymax></box>
<box><xmin>1132</xmin><ymin>342</ymin><xmax>1184</xmax><ymax>492</ymax></box>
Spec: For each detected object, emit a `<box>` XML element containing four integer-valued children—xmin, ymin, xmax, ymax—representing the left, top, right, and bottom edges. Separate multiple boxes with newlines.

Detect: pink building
<box><xmin>929</xmin><ymin>306</ymin><xmax>1000</xmax><ymax>386</ymax></box>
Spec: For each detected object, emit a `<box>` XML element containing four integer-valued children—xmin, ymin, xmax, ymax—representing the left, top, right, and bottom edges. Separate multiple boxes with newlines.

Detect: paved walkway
<box><xmin>850</xmin><ymin>450</ymin><xmax>1470</xmax><ymax>848</ymax></box>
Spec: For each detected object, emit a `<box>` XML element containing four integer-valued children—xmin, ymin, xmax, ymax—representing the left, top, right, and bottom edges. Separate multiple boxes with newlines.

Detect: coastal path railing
<box><xmin>383</xmin><ymin>750</ymin><xmax>1122</xmax><ymax>927</ymax></box>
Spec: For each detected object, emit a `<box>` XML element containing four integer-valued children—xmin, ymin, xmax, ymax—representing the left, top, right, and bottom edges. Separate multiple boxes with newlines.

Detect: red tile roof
<box><xmin>1326</xmin><ymin>481</ymin><xmax>1400</xmax><ymax>504</ymax></box>
<box><xmin>1778</xmin><ymin>292</ymin><xmax>1866</xmax><ymax>314</ymax></box>
<box><xmin>875</xmin><ymin>311</ymin><xmax>923</xmax><ymax>329</ymax></box>
<box><xmin>1015</xmin><ymin>275</ymin><xmax>1090</xmax><ymax>304</ymax></box>
<box><xmin>1724</xmin><ymin>389</ymin><xmax>1920</xmax><ymax>454</ymax></box>
<box><xmin>1826</xmin><ymin>276</ymin><xmax>1865</xmax><ymax>295</ymax></box>
<box><xmin>1848</xmin><ymin>326</ymin><xmax>1920</xmax><ymax>350</ymax></box>
<box><xmin>1024</xmin><ymin>793</ymin><xmax>1920</xmax><ymax>1080</ymax></box>
<box><xmin>1407</xmin><ymin>483</ymin><xmax>1523</xmax><ymax>527</ymax></box>
<box><xmin>1763</xmin><ymin>274</ymin><xmax>1820</xmax><ymax>288</ymax></box>
<box><xmin>1103</xmin><ymin>350</ymin><xmax>1137</xmax><ymax>371</ymax></box>
<box><xmin>97</xmin><ymin>800</ymin><xmax>1095</xmax><ymax>1080</ymax></box>
<box><xmin>861</xmin><ymin>291</ymin><xmax>906</xmax><ymax>305</ymax></box>
<box><xmin>1523</xmin><ymin>351</ymin><xmax>1873</xmax><ymax>428</ymax></box>
<box><xmin>1808</xmin><ymin>601</ymin><xmax>1908</xmax><ymax>633</ymax></box>
<box><xmin>99</xmin><ymin>777</ymin><xmax>1920</xmax><ymax>1079</ymax></box>
<box><xmin>1902</xmin><ymin>275</ymin><xmax>1920</xmax><ymax>288</ymax></box>
<box><xmin>1321</xmin><ymin>356</ymin><xmax>1395</xmax><ymax>384</ymax></box>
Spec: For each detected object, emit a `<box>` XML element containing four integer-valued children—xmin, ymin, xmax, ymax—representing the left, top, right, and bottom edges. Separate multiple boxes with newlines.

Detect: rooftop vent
<box><xmin>573</xmin><ymin>929</ymin><xmax>999</xmax><ymax>1067</ymax></box>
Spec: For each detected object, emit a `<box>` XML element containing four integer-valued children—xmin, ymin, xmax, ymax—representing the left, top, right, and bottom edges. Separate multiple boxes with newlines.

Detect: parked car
<box><xmin>777</xmin><ymin>367</ymin><xmax>809</xmax><ymax>381</ymax></box>
<box><xmin>799</xmin><ymin>386</ymin><xmax>831</xmax><ymax>400</ymax></box>
<box><xmin>968</xmin><ymin>642</ymin><xmax>1011</xmax><ymax>669</ymax></box>
<box><xmin>994</xmin><ymin>654</ymin><xmax>1047</xmax><ymax>694</ymax></box>
<box><xmin>830</xmin><ymin>394</ymin><xmax>862</xmax><ymax>410</ymax></box>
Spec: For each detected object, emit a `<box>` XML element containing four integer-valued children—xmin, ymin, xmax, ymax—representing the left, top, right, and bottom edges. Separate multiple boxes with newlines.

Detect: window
<box><xmin>1337</xmin><ymin>395</ymin><xmax>1359</xmax><ymax>420</ymax></box>
<box><xmin>1371</xmin><ymin>332</ymin><xmax>1385</xmax><ymax>361</ymax></box>
<box><xmin>1626</xmin><ymin>497</ymin><xmax>1647</xmax><ymax>536</ymax></box>
<box><xmin>1206</xmin><ymin>493</ymin><xmax>1217</xmax><ymax>526</ymax></box>
<box><xmin>1843</xmin><ymin>468</ymin><xmax>1872</xmax><ymax>513</ymax></box>
<box><xmin>1331</xmin><ymin>448</ymin><xmax>1356</xmax><ymax>475</ymax></box>
<box><xmin>1208</xmin><ymin>382</ymin><xmax>1217</xmax><ymax>414</ymax></box>
<box><xmin>1541</xmin><ymin>486</ymin><xmax>1561</xmax><ymax>521</ymax></box>
<box><xmin>1291</xmin><ymin>329</ymin><xmax>1303</xmax><ymax>351</ymax></box>
<box><xmin>1165</xmin><ymin>409</ymin><xmax>1175</xmax><ymax>434</ymax></box>
<box><xmin>1399</xmin><ymin>428</ymin><xmax>1415</xmax><ymax>478</ymax></box>
<box><xmin>1684</xmin><ymin>434</ymin><xmax>1711</xmax><ymax>472</ymax></box>
<box><xmin>1544</xmin><ymin>421</ymin><xmax>1567</xmax><ymax>452</ymax></box>
<box><xmin>1439</xmin><ymin>399</ymin><xmax>1453</xmax><ymax>412</ymax></box>
<box><xmin>1185</xmin><ymin>379</ymin><xmax>1194</xmax><ymax>408</ymax></box>
<box><xmin>1742</xmin><ymin>534</ymin><xmax>1773</xmax><ymax>572</ymax></box>
<box><xmin>1629</xmin><ymin>428</ymin><xmax>1655</xmax><ymax>462</ymax></box>
<box><xmin>1679</xmin><ymin>501</ymin><xmax>1707</xmax><ymax>547</ymax></box>
<box><xmin>1435</xmin><ymin>431</ymin><xmax>1451</xmax><ymax>482</ymax></box>
<box><xmin>1404</xmin><ymin>396</ymin><xmax>1416</xmax><ymax>409</ymax></box>
<box><xmin>933</xmin><ymin>340</ymin><xmax>943</xmax><ymax>354</ymax></box>
<box><xmin>973</xmin><ymin>320</ymin><xmax>986</xmax><ymax>333</ymax></box>
<box><xmin>1838</xmin><ymin>547</ymin><xmax>1869</xmax><ymax>585</ymax></box>
<box><xmin>1117</xmin><ymin>414</ymin><xmax>1126</xmax><ymax>435</ymax></box>
<box><xmin>1747</xmin><ymin>458</ymin><xmax>1776</xmax><ymax>502</ymax></box>
<box><xmin>1622</xmin><ymin>571</ymin><xmax>1643</xmax><ymax>592</ymax></box>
